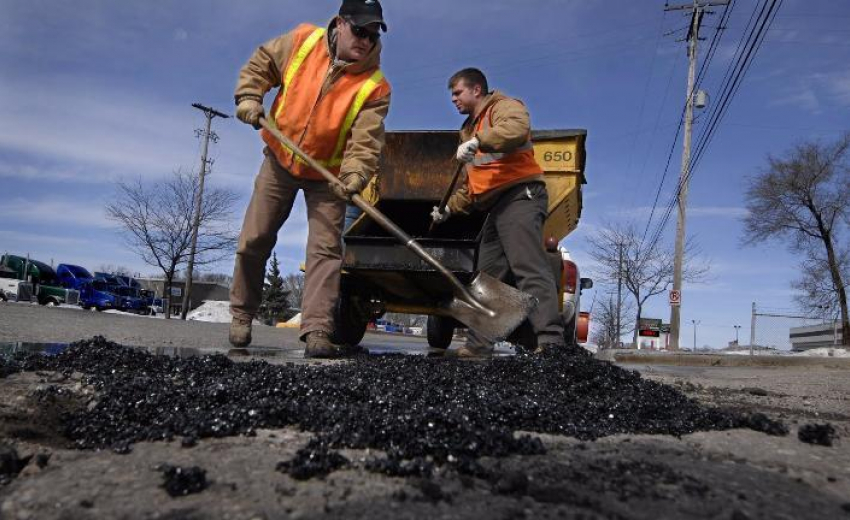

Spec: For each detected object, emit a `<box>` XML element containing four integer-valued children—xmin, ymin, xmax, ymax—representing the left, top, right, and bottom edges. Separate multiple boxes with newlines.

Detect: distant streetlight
<box><xmin>691</xmin><ymin>319</ymin><xmax>701</xmax><ymax>350</ymax></box>
<box><xmin>733</xmin><ymin>324</ymin><xmax>741</xmax><ymax>344</ymax></box>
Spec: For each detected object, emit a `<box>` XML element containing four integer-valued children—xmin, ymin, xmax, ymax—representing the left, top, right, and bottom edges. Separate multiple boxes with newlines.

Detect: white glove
<box><xmin>456</xmin><ymin>137</ymin><xmax>480</xmax><ymax>163</ymax></box>
<box><xmin>236</xmin><ymin>99</ymin><xmax>265</xmax><ymax>129</ymax></box>
<box><xmin>431</xmin><ymin>205</ymin><xmax>450</xmax><ymax>224</ymax></box>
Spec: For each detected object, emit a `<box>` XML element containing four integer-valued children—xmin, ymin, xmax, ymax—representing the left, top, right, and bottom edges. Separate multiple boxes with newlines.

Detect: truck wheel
<box><xmin>333</xmin><ymin>296</ymin><xmax>368</xmax><ymax>346</ymax></box>
<box><xmin>427</xmin><ymin>316</ymin><xmax>456</xmax><ymax>349</ymax></box>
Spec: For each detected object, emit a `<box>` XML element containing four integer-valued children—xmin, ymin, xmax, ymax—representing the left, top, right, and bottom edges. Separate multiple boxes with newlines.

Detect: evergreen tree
<box><xmin>260</xmin><ymin>253</ymin><xmax>290</xmax><ymax>325</ymax></box>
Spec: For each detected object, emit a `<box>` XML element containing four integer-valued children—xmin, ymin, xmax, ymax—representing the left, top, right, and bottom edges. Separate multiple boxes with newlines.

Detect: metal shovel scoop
<box><xmin>259</xmin><ymin>118</ymin><xmax>536</xmax><ymax>341</ymax></box>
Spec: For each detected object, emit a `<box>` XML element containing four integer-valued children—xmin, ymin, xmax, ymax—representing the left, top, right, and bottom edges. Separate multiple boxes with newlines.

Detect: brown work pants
<box><xmin>230</xmin><ymin>150</ymin><xmax>345</xmax><ymax>338</ymax></box>
<box><xmin>467</xmin><ymin>182</ymin><xmax>565</xmax><ymax>348</ymax></box>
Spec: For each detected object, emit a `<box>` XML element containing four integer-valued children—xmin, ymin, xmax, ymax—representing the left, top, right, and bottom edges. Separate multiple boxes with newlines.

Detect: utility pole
<box><xmin>616</xmin><ymin>242</ymin><xmax>623</xmax><ymax>348</ymax></box>
<box><xmin>691</xmin><ymin>319</ymin><xmax>700</xmax><ymax>350</ymax></box>
<box><xmin>733</xmin><ymin>324</ymin><xmax>741</xmax><ymax>345</ymax></box>
<box><xmin>180</xmin><ymin>103</ymin><xmax>230</xmax><ymax>320</ymax></box>
<box><xmin>666</xmin><ymin>0</ymin><xmax>729</xmax><ymax>350</ymax></box>
<box><xmin>750</xmin><ymin>302</ymin><xmax>757</xmax><ymax>356</ymax></box>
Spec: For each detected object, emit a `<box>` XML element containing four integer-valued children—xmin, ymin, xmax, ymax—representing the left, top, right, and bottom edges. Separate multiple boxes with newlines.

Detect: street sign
<box><xmin>669</xmin><ymin>290</ymin><xmax>681</xmax><ymax>306</ymax></box>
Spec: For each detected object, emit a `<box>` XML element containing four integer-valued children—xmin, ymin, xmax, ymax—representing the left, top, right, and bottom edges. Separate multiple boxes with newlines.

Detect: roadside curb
<box><xmin>596</xmin><ymin>349</ymin><xmax>850</xmax><ymax>369</ymax></box>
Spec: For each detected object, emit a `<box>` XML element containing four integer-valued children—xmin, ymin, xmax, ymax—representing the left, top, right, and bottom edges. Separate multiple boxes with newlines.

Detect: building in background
<box><xmin>137</xmin><ymin>279</ymin><xmax>229</xmax><ymax>317</ymax></box>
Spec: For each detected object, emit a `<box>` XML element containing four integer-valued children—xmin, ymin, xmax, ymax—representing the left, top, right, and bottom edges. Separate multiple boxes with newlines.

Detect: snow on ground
<box><xmin>715</xmin><ymin>348</ymin><xmax>848</xmax><ymax>357</ymax></box>
<box><xmin>792</xmin><ymin>347</ymin><xmax>849</xmax><ymax>358</ymax></box>
<box><xmin>186</xmin><ymin>301</ymin><xmax>232</xmax><ymax>323</ymax></box>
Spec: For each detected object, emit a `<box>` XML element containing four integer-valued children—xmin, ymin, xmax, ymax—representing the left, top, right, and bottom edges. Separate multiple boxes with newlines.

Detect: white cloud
<box><xmin>0</xmin><ymin>76</ymin><xmax>259</xmax><ymax>186</ymax></box>
<box><xmin>0</xmin><ymin>198</ymin><xmax>116</xmax><ymax>229</ymax></box>
<box><xmin>0</xmin><ymin>229</ymin><xmax>94</xmax><ymax>248</ymax></box>
<box><xmin>771</xmin><ymin>86</ymin><xmax>821</xmax><ymax>113</ymax></box>
<box><xmin>608</xmin><ymin>205</ymin><xmax>748</xmax><ymax>220</ymax></box>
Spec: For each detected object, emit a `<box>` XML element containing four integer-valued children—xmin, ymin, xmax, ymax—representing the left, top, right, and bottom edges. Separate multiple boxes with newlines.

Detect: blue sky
<box><xmin>1</xmin><ymin>1</ymin><xmax>848</xmax><ymax>348</ymax></box>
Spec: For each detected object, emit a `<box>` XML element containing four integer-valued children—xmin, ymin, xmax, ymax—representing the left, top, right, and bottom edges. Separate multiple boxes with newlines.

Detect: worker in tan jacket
<box><xmin>230</xmin><ymin>0</ymin><xmax>391</xmax><ymax>358</ymax></box>
<box><xmin>432</xmin><ymin>68</ymin><xmax>565</xmax><ymax>356</ymax></box>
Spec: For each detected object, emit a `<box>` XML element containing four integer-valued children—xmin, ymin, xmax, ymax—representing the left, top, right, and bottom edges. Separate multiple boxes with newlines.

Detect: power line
<box><xmin>639</xmin><ymin>1</ymin><xmax>732</xmax><ymax>248</ymax></box>
<box><xmin>643</xmin><ymin>0</ymin><xmax>782</xmax><ymax>257</ymax></box>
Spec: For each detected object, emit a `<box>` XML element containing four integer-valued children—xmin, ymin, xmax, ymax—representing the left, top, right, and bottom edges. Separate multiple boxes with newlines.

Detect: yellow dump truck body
<box><xmin>338</xmin><ymin>129</ymin><xmax>589</xmax><ymax>346</ymax></box>
<box><xmin>534</xmin><ymin>130</ymin><xmax>588</xmax><ymax>242</ymax></box>
<box><xmin>358</xmin><ymin>129</ymin><xmax>587</xmax><ymax>243</ymax></box>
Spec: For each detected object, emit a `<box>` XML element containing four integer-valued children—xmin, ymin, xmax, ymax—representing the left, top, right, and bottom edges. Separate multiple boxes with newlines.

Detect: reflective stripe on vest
<box><xmin>274</xmin><ymin>28</ymin><xmax>326</xmax><ymax>122</ymax></box>
<box><xmin>472</xmin><ymin>142</ymin><xmax>535</xmax><ymax>166</ymax></box>
<box><xmin>272</xmin><ymin>28</ymin><xmax>384</xmax><ymax>169</ymax></box>
<box><xmin>466</xmin><ymin>99</ymin><xmax>543</xmax><ymax>195</ymax></box>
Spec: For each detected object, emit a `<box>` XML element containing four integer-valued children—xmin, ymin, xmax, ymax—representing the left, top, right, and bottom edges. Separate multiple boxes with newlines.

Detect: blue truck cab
<box><xmin>58</xmin><ymin>264</ymin><xmax>118</xmax><ymax>311</ymax></box>
<box><xmin>95</xmin><ymin>272</ymin><xmax>150</xmax><ymax>314</ymax></box>
<box><xmin>115</xmin><ymin>275</ymin><xmax>159</xmax><ymax>314</ymax></box>
<box><xmin>56</xmin><ymin>264</ymin><xmax>118</xmax><ymax>311</ymax></box>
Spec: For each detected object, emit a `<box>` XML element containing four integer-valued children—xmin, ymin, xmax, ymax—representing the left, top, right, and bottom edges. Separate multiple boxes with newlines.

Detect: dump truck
<box><xmin>0</xmin><ymin>254</ymin><xmax>79</xmax><ymax>306</ymax></box>
<box><xmin>336</xmin><ymin>129</ymin><xmax>592</xmax><ymax>349</ymax></box>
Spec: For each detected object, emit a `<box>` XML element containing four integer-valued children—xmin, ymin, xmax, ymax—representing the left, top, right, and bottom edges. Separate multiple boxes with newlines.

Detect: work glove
<box><xmin>431</xmin><ymin>205</ymin><xmax>450</xmax><ymax>225</ymax></box>
<box><xmin>236</xmin><ymin>98</ymin><xmax>265</xmax><ymax>129</ymax></box>
<box><xmin>456</xmin><ymin>137</ymin><xmax>480</xmax><ymax>163</ymax></box>
<box><xmin>330</xmin><ymin>173</ymin><xmax>367</xmax><ymax>201</ymax></box>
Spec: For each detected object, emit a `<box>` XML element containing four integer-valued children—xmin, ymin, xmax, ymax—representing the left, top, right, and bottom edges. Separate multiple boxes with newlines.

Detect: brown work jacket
<box><xmin>448</xmin><ymin>91</ymin><xmax>545</xmax><ymax>214</ymax></box>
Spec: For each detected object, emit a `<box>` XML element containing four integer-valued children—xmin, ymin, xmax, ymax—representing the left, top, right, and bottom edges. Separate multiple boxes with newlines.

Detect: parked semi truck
<box><xmin>57</xmin><ymin>264</ymin><xmax>119</xmax><ymax>311</ymax></box>
<box><xmin>0</xmin><ymin>254</ymin><xmax>79</xmax><ymax>306</ymax></box>
<box><xmin>94</xmin><ymin>272</ymin><xmax>152</xmax><ymax>314</ymax></box>
<box><xmin>338</xmin><ymin>129</ymin><xmax>593</xmax><ymax>349</ymax></box>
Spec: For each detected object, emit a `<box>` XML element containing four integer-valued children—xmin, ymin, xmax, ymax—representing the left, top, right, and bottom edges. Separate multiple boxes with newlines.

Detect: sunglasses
<box><xmin>345</xmin><ymin>18</ymin><xmax>381</xmax><ymax>43</ymax></box>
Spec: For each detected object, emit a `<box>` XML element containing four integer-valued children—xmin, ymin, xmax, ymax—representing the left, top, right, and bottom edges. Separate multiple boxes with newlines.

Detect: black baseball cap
<box><xmin>339</xmin><ymin>0</ymin><xmax>387</xmax><ymax>32</ymax></box>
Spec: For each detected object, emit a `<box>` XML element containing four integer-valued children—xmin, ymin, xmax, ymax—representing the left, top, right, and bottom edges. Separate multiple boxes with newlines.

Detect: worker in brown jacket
<box><xmin>229</xmin><ymin>0</ymin><xmax>391</xmax><ymax>358</ymax></box>
<box><xmin>432</xmin><ymin>68</ymin><xmax>565</xmax><ymax>356</ymax></box>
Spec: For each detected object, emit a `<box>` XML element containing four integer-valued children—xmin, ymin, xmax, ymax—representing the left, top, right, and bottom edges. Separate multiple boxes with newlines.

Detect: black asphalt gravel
<box><xmin>2</xmin><ymin>336</ymin><xmax>790</xmax><ymax>479</ymax></box>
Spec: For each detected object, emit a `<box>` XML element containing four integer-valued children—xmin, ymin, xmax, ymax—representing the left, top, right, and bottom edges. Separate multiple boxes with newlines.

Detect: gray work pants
<box><xmin>468</xmin><ymin>182</ymin><xmax>564</xmax><ymax>347</ymax></box>
<box><xmin>230</xmin><ymin>150</ymin><xmax>345</xmax><ymax>338</ymax></box>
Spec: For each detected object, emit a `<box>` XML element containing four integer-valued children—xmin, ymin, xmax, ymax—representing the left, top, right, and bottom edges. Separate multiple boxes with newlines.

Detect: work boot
<box><xmin>229</xmin><ymin>317</ymin><xmax>253</xmax><ymax>348</ymax></box>
<box><xmin>304</xmin><ymin>331</ymin><xmax>342</xmax><ymax>359</ymax></box>
<box><xmin>533</xmin><ymin>339</ymin><xmax>566</xmax><ymax>355</ymax></box>
<box><xmin>454</xmin><ymin>342</ymin><xmax>494</xmax><ymax>359</ymax></box>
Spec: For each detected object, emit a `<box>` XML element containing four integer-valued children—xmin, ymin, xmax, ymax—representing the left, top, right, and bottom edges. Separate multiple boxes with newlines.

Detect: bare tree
<box><xmin>106</xmin><ymin>170</ymin><xmax>238</xmax><ymax>318</ymax></box>
<box><xmin>281</xmin><ymin>272</ymin><xmax>305</xmax><ymax>311</ymax></box>
<box><xmin>791</xmin><ymin>248</ymin><xmax>849</xmax><ymax>322</ymax></box>
<box><xmin>590</xmin><ymin>288</ymin><xmax>635</xmax><ymax>349</ymax></box>
<box><xmin>589</xmin><ymin>221</ymin><xmax>709</xmax><ymax>346</ymax></box>
<box><xmin>743</xmin><ymin>133</ymin><xmax>850</xmax><ymax>345</ymax></box>
<box><xmin>96</xmin><ymin>264</ymin><xmax>133</xmax><ymax>276</ymax></box>
<box><xmin>195</xmin><ymin>272</ymin><xmax>234</xmax><ymax>286</ymax></box>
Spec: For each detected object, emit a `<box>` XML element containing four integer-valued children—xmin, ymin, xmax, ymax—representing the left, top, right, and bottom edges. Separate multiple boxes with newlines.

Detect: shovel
<box><xmin>426</xmin><ymin>161</ymin><xmax>465</xmax><ymax>236</ymax></box>
<box><xmin>259</xmin><ymin>118</ymin><xmax>536</xmax><ymax>341</ymax></box>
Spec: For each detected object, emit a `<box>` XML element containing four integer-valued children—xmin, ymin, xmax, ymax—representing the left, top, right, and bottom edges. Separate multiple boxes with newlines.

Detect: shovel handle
<box><xmin>258</xmin><ymin>118</ymin><xmax>494</xmax><ymax>316</ymax></box>
<box><xmin>427</xmin><ymin>161</ymin><xmax>465</xmax><ymax>236</ymax></box>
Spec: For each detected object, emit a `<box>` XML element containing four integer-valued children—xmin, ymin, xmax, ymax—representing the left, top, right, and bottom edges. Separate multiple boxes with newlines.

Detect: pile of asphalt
<box><xmin>157</xmin><ymin>464</ymin><xmax>208</xmax><ymax>497</ymax></box>
<box><xmin>4</xmin><ymin>336</ymin><xmax>788</xmax><ymax>478</ymax></box>
<box><xmin>798</xmin><ymin>423</ymin><xmax>838</xmax><ymax>447</ymax></box>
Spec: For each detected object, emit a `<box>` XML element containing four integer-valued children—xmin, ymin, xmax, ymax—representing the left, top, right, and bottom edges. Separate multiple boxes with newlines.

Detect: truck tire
<box><xmin>427</xmin><ymin>315</ymin><xmax>456</xmax><ymax>349</ymax></box>
<box><xmin>333</xmin><ymin>296</ymin><xmax>368</xmax><ymax>346</ymax></box>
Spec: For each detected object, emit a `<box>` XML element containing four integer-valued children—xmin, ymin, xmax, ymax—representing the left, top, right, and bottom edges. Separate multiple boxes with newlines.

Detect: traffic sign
<box><xmin>669</xmin><ymin>290</ymin><xmax>681</xmax><ymax>306</ymax></box>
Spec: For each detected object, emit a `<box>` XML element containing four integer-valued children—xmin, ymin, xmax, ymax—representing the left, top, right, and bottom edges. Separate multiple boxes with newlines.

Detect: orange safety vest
<box><xmin>261</xmin><ymin>24</ymin><xmax>390</xmax><ymax>180</ymax></box>
<box><xmin>466</xmin><ymin>100</ymin><xmax>543</xmax><ymax>196</ymax></box>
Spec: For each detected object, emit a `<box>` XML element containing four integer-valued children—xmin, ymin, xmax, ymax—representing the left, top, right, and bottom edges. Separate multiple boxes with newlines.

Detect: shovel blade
<box><xmin>443</xmin><ymin>272</ymin><xmax>537</xmax><ymax>342</ymax></box>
